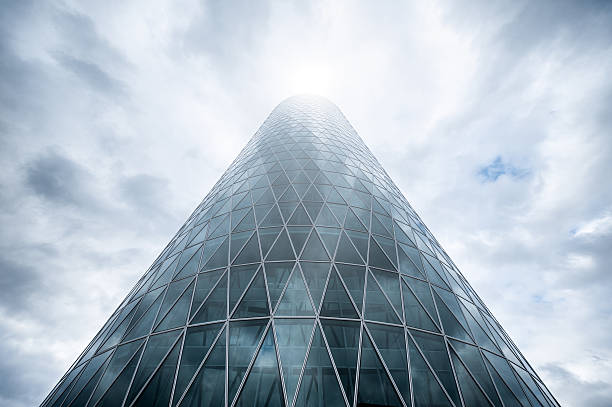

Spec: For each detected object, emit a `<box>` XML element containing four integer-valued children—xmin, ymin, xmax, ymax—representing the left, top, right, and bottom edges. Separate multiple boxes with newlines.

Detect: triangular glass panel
<box><xmin>303</xmin><ymin>184</ymin><xmax>323</xmax><ymax>202</ymax></box>
<box><xmin>303</xmin><ymin>201</ymin><xmax>323</xmax><ymax>220</ymax></box>
<box><xmin>233</xmin><ymin>269</ymin><xmax>270</xmax><ymax>318</ymax></box>
<box><xmin>125</xmin><ymin>287</ymin><xmax>165</xmax><ymax>337</ymax></box>
<box><xmin>371</xmin><ymin>213</ymin><xmax>392</xmax><ymax>238</ymax></box>
<box><xmin>278</xmin><ymin>201</ymin><xmax>299</xmax><ymax>221</ymax></box>
<box><xmin>403</xmin><ymin>276</ymin><xmax>438</xmax><ymax>324</ymax></box>
<box><xmin>229</xmin><ymin>264</ymin><xmax>259</xmax><ymax>312</ymax></box>
<box><xmin>190</xmin><ymin>269</ymin><xmax>224</xmax><ymax>318</ymax></box>
<box><xmin>88</xmin><ymin>339</ymin><xmax>145</xmax><ymax>407</ymax></box>
<box><xmin>130</xmin><ymin>334</ymin><xmax>182</xmax><ymax>407</ymax></box>
<box><xmin>233</xmin><ymin>191</ymin><xmax>252</xmax><ymax>210</ymax></box>
<box><xmin>96</xmin><ymin>343</ymin><xmax>147</xmax><ymax>407</ymax></box>
<box><xmin>414</xmin><ymin>231</ymin><xmax>435</xmax><ymax>255</ymax></box>
<box><xmin>483</xmin><ymin>356</ymin><xmax>524</xmax><ymax>407</ymax></box>
<box><xmin>320</xmin><ymin>268</ymin><xmax>359</xmax><ymax>318</ymax></box>
<box><xmin>450</xmin><ymin>340</ymin><xmax>502</xmax><ymax>407</ymax></box>
<box><xmin>364</xmin><ymin>271</ymin><xmax>400</xmax><ymax>324</ymax></box>
<box><xmin>433</xmin><ymin>290</ymin><xmax>473</xmax><ymax>342</ymax></box>
<box><xmin>300</xmin><ymin>262</ymin><xmax>331</xmax><ymax>310</ymax></box>
<box><xmin>374</xmin><ymin>235</ymin><xmax>398</xmax><ymax>269</ymax></box>
<box><xmin>177</xmin><ymin>326</ymin><xmax>226</xmax><ymax>407</ymax></box>
<box><xmin>345</xmin><ymin>230</ymin><xmax>368</xmax><ymax>260</ymax></box>
<box><xmin>287</xmin><ymin>226</ymin><xmax>311</xmax><ymax>256</ymax></box>
<box><xmin>321</xmin><ymin>320</ymin><xmax>360</xmax><ymax>405</ymax></box>
<box><xmin>234</xmin><ymin>327</ymin><xmax>285</xmax><ymax>407</ymax></box>
<box><xmin>344</xmin><ymin>208</ymin><xmax>367</xmax><ymax>232</ymax></box>
<box><xmin>275</xmin><ymin>266</ymin><xmax>314</xmax><ymax>316</ymax></box>
<box><xmin>123</xmin><ymin>292</ymin><xmax>164</xmax><ymax>342</ymax></box>
<box><xmin>233</xmin><ymin>232</ymin><xmax>260</xmax><ymax>265</ymax></box>
<box><xmin>327</xmin><ymin>203</ymin><xmax>348</xmax><ymax>225</ymax></box>
<box><xmin>264</xmin><ymin>262</ymin><xmax>294</xmax><ymax>310</ymax></box>
<box><xmin>274</xmin><ymin>319</ymin><xmax>314</xmax><ymax>406</ymax></box>
<box><xmin>61</xmin><ymin>350</ymin><xmax>113</xmax><ymax>407</ymax></box>
<box><xmin>325</xmin><ymin>187</ymin><xmax>345</xmax><ymax>205</ymax></box>
<box><xmin>450</xmin><ymin>349</ymin><xmax>493</xmax><ymax>406</ymax></box>
<box><xmin>151</xmin><ymin>257</ymin><xmax>180</xmax><ymax>290</ymax></box>
<box><xmin>255</xmin><ymin>203</ymin><xmax>274</xmax><ymax>225</ymax></box>
<box><xmin>230</xmin><ymin>207</ymin><xmax>250</xmax><ymax>230</ymax></box>
<box><xmin>261</xmin><ymin>205</ymin><xmax>284</xmax><ymax>227</ymax></box>
<box><xmin>406</xmin><ymin>334</ymin><xmax>454</xmax><ymax>407</ymax></box>
<box><xmin>294</xmin><ymin>182</ymin><xmax>310</xmax><ymax>199</ymax></box>
<box><xmin>288</xmin><ymin>204</ymin><xmax>311</xmax><ymax>225</ymax></box>
<box><xmin>173</xmin><ymin>323</ymin><xmax>223</xmax><ymax>406</ymax></box>
<box><xmin>352</xmin><ymin>207</ymin><xmax>370</xmax><ymax>230</ymax></box>
<box><xmin>292</xmin><ymin>171</ymin><xmax>310</xmax><ymax>184</ymax></box>
<box><xmin>228</xmin><ymin>320</ymin><xmax>268</xmax><ymax>404</ymax></box>
<box><xmin>434</xmin><ymin>287</ymin><xmax>471</xmax><ymax>334</ymax></box>
<box><xmin>335</xmin><ymin>264</ymin><xmax>365</xmax><ymax>313</ymax></box>
<box><xmin>398</xmin><ymin>243</ymin><xmax>426</xmax><ymax>279</ymax></box>
<box><xmin>266</xmin><ymin>228</ymin><xmax>295</xmax><ymax>261</ymax></box>
<box><xmin>315</xmin><ymin>204</ymin><xmax>340</xmax><ymax>227</ymax></box>
<box><xmin>371</xmin><ymin>268</ymin><xmax>402</xmax><ymax>320</ymax></box>
<box><xmin>202</xmin><ymin>237</ymin><xmax>228</xmax><ymax>271</ymax></box>
<box><xmin>459</xmin><ymin>301</ymin><xmax>499</xmax><ymax>352</ymax></box>
<box><xmin>483</xmin><ymin>351</ymin><xmax>532</xmax><ymax>406</ymax></box>
<box><xmin>300</xmin><ymin>230</ymin><xmax>330</xmax><ymax>261</ymax></box>
<box><xmin>410</xmin><ymin>330</ymin><xmax>462</xmax><ymax>406</ymax></box>
<box><xmin>233</xmin><ymin>209</ymin><xmax>256</xmax><ymax>232</ymax></box>
<box><xmin>156</xmin><ymin>278</ymin><xmax>193</xmax><ymax>325</ymax></box>
<box><xmin>369</xmin><ymin>238</ymin><xmax>396</xmax><ymax>271</ymax></box>
<box><xmin>154</xmin><ymin>280</ymin><xmax>195</xmax><ymax>331</ymax></box>
<box><xmin>335</xmin><ymin>231</ymin><xmax>363</xmax><ymax>264</ymax></box>
<box><xmin>294</xmin><ymin>325</ymin><xmax>346</xmax><ymax>407</ymax></box>
<box><xmin>513</xmin><ymin>365</ymin><xmax>552</xmax><ymax>407</ymax></box>
<box><xmin>357</xmin><ymin>331</ymin><xmax>403</xmax><ymax>407</ymax></box>
<box><xmin>398</xmin><ymin>241</ymin><xmax>424</xmax><ymax>270</ymax></box>
<box><xmin>402</xmin><ymin>279</ymin><xmax>439</xmax><ymax>332</ymax></box>
<box><xmin>317</xmin><ymin>226</ymin><xmax>341</xmax><ymax>257</ymax></box>
<box><xmin>423</xmin><ymin>256</ymin><xmax>451</xmax><ymax>289</ymax></box>
<box><xmin>366</xmin><ymin>323</ymin><xmax>410</xmax><ymax>404</ymax></box>
<box><xmin>394</xmin><ymin>221</ymin><xmax>416</xmax><ymax>247</ymax></box>
<box><xmin>191</xmin><ymin>271</ymin><xmax>227</xmax><ymax>324</ymax></box>
<box><xmin>230</xmin><ymin>231</ymin><xmax>253</xmax><ymax>262</ymax></box>
<box><xmin>272</xmin><ymin>184</ymin><xmax>288</xmax><ymax>200</ymax></box>
<box><xmin>199</xmin><ymin>237</ymin><xmax>226</xmax><ymax>270</ymax></box>
<box><xmin>208</xmin><ymin>214</ymin><xmax>230</xmax><ymax>239</ymax></box>
<box><xmin>279</xmin><ymin>185</ymin><xmax>299</xmax><ymax>202</ymax></box>
<box><xmin>259</xmin><ymin>227</ymin><xmax>282</xmax><ymax>258</ymax></box>
<box><xmin>174</xmin><ymin>246</ymin><xmax>202</xmax><ymax>281</ymax></box>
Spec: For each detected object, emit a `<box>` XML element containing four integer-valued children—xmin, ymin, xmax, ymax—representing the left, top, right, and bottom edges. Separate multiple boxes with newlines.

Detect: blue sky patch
<box><xmin>478</xmin><ymin>156</ymin><xmax>530</xmax><ymax>182</ymax></box>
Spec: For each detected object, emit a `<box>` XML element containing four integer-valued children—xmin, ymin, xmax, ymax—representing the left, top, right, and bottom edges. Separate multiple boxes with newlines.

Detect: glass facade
<box><xmin>42</xmin><ymin>95</ymin><xmax>559</xmax><ymax>407</ymax></box>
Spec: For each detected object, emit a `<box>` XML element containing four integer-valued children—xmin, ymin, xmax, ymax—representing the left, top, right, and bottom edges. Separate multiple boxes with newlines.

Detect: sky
<box><xmin>1</xmin><ymin>1</ymin><xmax>611</xmax><ymax>406</ymax></box>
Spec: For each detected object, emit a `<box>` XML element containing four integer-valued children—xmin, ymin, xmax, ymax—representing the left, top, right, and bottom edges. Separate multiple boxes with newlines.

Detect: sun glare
<box><xmin>287</xmin><ymin>62</ymin><xmax>334</xmax><ymax>95</ymax></box>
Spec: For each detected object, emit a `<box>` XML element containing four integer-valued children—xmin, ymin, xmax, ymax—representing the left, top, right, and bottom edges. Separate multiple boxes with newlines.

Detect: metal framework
<box><xmin>41</xmin><ymin>95</ymin><xmax>560</xmax><ymax>407</ymax></box>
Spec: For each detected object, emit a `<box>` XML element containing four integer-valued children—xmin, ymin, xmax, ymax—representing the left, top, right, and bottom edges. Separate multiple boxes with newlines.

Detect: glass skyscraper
<box><xmin>42</xmin><ymin>95</ymin><xmax>559</xmax><ymax>407</ymax></box>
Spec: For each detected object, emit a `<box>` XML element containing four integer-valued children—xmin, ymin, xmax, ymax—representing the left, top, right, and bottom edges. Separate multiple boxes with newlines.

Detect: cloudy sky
<box><xmin>1</xmin><ymin>1</ymin><xmax>611</xmax><ymax>406</ymax></box>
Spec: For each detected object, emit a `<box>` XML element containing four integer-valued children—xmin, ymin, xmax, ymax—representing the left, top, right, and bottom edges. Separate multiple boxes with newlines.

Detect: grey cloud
<box><xmin>54</xmin><ymin>52</ymin><xmax>126</xmax><ymax>96</ymax></box>
<box><xmin>25</xmin><ymin>148</ymin><xmax>95</xmax><ymax>207</ymax></box>
<box><xmin>119</xmin><ymin>174</ymin><xmax>172</xmax><ymax>218</ymax></box>
<box><xmin>541</xmin><ymin>363</ymin><xmax>612</xmax><ymax>407</ymax></box>
<box><xmin>182</xmin><ymin>0</ymin><xmax>270</xmax><ymax>75</ymax></box>
<box><xmin>53</xmin><ymin>9</ymin><xmax>130</xmax><ymax>70</ymax></box>
<box><xmin>0</xmin><ymin>255</ymin><xmax>40</xmax><ymax>312</ymax></box>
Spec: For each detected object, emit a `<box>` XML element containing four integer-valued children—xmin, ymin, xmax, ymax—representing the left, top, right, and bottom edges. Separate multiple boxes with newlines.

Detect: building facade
<box><xmin>42</xmin><ymin>96</ymin><xmax>559</xmax><ymax>407</ymax></box>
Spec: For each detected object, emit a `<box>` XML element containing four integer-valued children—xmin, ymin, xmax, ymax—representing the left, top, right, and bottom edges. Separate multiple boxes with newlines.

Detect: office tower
<box><xmin>42</xmin><ymin>95</ymin><xmax>559</xmax><ymax>407</ymax></box>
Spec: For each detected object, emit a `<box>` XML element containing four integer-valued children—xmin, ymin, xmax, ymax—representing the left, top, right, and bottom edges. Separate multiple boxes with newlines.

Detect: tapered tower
<box><xmin>42</xmin><ymin>95</ymin><xmax>559</xmax><ymax>407</ymax></box>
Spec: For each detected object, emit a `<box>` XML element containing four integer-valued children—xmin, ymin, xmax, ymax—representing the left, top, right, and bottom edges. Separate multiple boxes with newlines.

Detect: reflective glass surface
<box><xmin>42</xmin><ymin>96</ymin><xmax>558</xmax><ymax>407</ymax></box>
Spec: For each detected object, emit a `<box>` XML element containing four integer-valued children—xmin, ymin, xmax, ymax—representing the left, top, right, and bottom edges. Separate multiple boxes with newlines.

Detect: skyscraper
<box><xmin>42</xmin><ymin>95</ymin><xmax>559</xmax><ymax>407</ymax></box>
